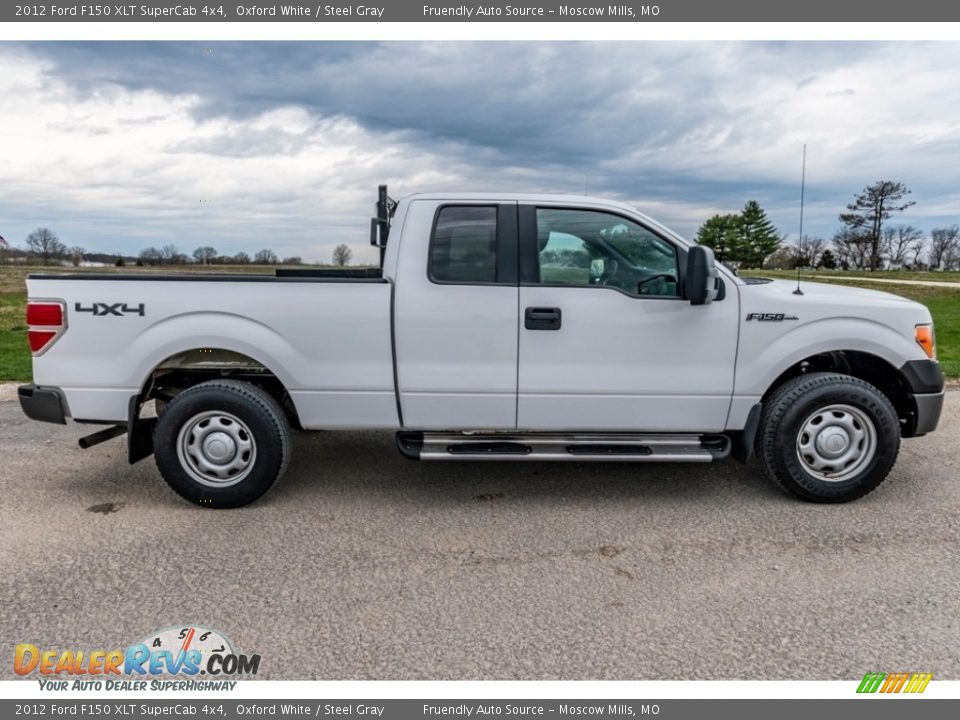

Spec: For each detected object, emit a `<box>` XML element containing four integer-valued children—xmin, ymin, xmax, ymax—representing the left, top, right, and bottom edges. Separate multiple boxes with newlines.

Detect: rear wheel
<box><xmin>757</xmin><ymin>372</ymin><xmax>900</xmax><ymax>502</ymax></box>
<box><xmin>154</xmin><ymin>380</ymin><xmax>290</xmax><ymax>508</ymax></box>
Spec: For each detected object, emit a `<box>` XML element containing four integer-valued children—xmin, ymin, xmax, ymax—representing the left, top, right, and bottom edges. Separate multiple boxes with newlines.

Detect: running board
<box><xmin>396</xmin><ymin>432</ymin><xmax>730</xmax><ymax>462</ymax></box>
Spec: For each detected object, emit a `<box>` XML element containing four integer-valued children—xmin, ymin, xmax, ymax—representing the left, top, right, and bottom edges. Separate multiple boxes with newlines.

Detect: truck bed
<box><xmin>26</xmin><ymin>272</ymin><xmax>398</xmax><ymax>429</ymax></box>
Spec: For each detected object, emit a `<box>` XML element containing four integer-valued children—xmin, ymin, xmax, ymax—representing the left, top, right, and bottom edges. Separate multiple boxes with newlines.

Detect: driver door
<box><xmin>516</xmin><ymin>205</ymin><xmax>739</xmax><ymax>432</ymax></box>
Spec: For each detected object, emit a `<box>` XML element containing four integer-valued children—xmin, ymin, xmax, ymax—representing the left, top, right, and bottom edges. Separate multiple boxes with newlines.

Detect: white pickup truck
<box><xmin>19</xmin><ymin>187</ymin><xmax>944</xmax><ymax>507</ymax></box>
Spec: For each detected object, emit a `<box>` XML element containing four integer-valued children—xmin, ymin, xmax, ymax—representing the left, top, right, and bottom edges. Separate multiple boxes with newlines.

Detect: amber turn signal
<box><xmin>915</xmin><ymin>324</ymin><xmax>936</xmax><ymax>359</ymax></box>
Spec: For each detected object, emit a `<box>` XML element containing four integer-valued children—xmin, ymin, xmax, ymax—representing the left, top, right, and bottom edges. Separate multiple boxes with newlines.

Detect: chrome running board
<box><xmin>396</xmin><ymin>432</ymin><xmax>730</xmax><ymax>462</ymax></box>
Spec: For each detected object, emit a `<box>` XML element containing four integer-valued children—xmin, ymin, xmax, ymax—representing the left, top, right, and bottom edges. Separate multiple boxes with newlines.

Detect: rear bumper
<box><xmin>18</xmin><ymin>384</ymin><xmax>67</xmax><ymax>425</ymax></box>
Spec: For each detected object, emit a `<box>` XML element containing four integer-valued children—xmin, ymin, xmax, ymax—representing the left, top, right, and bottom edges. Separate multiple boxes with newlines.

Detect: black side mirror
<box><xmin>686</xmin><ymin>245</ymin><xmax>720</xmax><ymax>305</ymax></box>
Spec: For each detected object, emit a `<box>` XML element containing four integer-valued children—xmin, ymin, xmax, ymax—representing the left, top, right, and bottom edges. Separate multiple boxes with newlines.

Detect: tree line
<box><xmin>695</xmin><ymin>180</ymin><xmax>960</xmax><ymax>271</ymax></box>
<box><xmin>0</xmin><ymin>229</ymin><xmax>358</xmax><ymax>268</ymax></box>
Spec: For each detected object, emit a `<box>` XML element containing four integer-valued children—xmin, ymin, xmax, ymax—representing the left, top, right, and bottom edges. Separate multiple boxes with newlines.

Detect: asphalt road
<box><xmin>1</xmin><ymin>393</ymin><xmax>958</xmax><ymax>680</ymax></box>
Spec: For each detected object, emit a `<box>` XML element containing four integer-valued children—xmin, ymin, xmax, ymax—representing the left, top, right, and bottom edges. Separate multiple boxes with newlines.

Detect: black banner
<box><xmin>3</xmin><ymin>699</ymin><xmax>960</xmax><ymax>719</ymax></box>
<box><xmin>6</xmin><ymin>1</ymin><xmax>960</xmax><ymax>23</ymax></box>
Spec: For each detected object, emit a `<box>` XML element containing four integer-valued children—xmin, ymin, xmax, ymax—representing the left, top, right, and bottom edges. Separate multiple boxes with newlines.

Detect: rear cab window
<box><xmin>429</xmin><ymin>206</ymin><xmax>499</xmax><ymax>284</ymax></box>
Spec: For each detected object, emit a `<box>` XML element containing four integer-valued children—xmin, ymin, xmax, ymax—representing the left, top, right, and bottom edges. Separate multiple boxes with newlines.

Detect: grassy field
<box><xmin>1</xmin><ymin>265</ymin><xmax>957</xmax><ymax>382</ymax></box>
<box><xmin>757</xmin><ymin>268</ymin><xmax>960</xmax><ymax>283</ymax></box>
<box><xmin>0</xmin><ymin>293</ymin><xmax>30</xmax><ymax>382</ymax></box>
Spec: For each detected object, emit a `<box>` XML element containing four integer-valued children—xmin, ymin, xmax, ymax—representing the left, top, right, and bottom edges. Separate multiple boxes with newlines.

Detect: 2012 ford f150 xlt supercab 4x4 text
<box><xmin>18</xmin><ymin>187</ymin><xmax>945</xmax><ymax>507</ymax></box>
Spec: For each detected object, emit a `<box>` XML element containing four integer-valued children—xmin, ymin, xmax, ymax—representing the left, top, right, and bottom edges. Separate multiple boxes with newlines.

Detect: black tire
<box><xmin>756</xmin><ymin>372</ymin><xmax>900</xmax><ymax>503</ymax></box>
<box><xmin>154</xmin><ymin>380</ymin><xmax>290</xmax><ymax>508</ymax></box>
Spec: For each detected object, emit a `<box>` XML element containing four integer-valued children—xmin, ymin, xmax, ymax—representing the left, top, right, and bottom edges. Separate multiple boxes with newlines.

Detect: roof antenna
<box><xmin>793</xmin><ymin>144</ymin><xmax>806</xmax><ymax>296</ymax></box>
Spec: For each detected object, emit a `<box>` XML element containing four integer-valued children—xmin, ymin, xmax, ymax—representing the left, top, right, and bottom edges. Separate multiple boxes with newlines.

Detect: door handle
<box><xmin>525</xmin><ymin>306</ymin><xmax>562</xmax><ymax>331</ymax></box>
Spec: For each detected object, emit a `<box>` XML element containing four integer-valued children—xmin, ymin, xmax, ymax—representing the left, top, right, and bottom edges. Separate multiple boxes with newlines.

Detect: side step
<box><xmin>397</xmin><ymin>432</ymin><xmax>730</xmax><ymax>462</ymax></box>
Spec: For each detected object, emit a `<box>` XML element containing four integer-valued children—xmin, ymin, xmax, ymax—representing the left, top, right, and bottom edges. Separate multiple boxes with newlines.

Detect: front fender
<box><xmin>735</xmin><ymin>316</ymin><xmax>922</xmax><ymax>397</ymax></box>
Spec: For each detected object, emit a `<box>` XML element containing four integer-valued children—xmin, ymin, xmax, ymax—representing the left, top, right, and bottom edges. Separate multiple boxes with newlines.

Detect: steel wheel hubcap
<box><xmin>177</xmin><ymin>411</ymin><xmax>256</xmax><ymax>487</ymax></box>
<box><xmin>796</xmin><ymin>403</ymin><xmax>877</xmax><ymax>482</ymax></box>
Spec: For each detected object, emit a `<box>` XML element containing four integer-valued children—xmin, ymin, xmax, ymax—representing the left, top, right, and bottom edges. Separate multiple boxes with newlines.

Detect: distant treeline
<box><xmin>0</xmin><ymin>230</ymin><xmax>357</xmax><ymax>268</ymax></box>
<box><xmin>696</xmin><ymin>180</ymin><xmax>960</xmax><ymax>271</ymax></box>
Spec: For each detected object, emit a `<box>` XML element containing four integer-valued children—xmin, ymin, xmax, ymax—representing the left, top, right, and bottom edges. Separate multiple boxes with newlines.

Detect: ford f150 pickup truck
<box><xmin>19</xmin><ymin>187</ymin><xmax>945</xmax><ymax>507</ymax></box>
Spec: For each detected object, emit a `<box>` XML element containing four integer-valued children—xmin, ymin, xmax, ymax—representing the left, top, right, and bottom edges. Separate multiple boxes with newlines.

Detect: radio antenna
<box><xmin>794</xmin><ymin>144</ymin><xmax>807</xmax><ymax>296</ymax></box>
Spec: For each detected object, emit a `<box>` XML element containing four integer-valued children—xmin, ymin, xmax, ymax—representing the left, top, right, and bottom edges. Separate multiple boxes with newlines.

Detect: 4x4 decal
<box><xmin>75</xmin><ymin>302</ymin><xmax>145</xmax><ymax>317</ymax></box>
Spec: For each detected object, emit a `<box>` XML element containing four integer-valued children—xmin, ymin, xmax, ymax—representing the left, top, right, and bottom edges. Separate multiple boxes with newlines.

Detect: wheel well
<box><xmin>139</xmin><ymin>348</ymin><xmax>302</xmax><ymax>429</ymax></box>
<box><xmin>762</xmin><ymin>350</ymin><xmax>916</xmax><ymax>435</ymax></box>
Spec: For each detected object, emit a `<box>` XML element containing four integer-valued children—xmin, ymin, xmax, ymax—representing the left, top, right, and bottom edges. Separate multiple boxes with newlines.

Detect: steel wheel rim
<box><xmin>796</xmin><ymin>403</ymin><xmax>877</xmax><ymax>483</ymax></box>
<box><xmin>176</xmin><ymin>410</ymin><xmax>256</xmax><ymax>487</ymax></box>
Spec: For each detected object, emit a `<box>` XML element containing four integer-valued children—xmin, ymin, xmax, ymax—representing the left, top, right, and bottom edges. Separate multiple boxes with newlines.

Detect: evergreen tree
<box><xmin>738</xmin><ymin>201</ymin><xmax>782</xmax><ymax>268</ymax></box>
<box><xmin>694</xmin><ymin>213</ymin><xmax>742</xmax><ymax>263</ymax></box>
<box><xmin>818</xmin><ymin>248</ymin><xmax>837</xmax><ymax>269</ymax></box>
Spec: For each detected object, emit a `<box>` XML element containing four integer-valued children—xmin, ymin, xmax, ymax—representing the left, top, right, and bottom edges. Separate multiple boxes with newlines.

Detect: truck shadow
<box><xmin>273</xmin><ymin>429</ymin><xmax>781</xmax><ymax>508</ymax></box>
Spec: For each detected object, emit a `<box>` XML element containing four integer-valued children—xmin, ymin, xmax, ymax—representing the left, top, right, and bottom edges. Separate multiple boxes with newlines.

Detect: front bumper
<box><xmin>899</xmin><ymin>359</ymin><xmax>945</xmax><ymax>436</ymax></box>
<box><xmin>18</xmin><ymin>384</ymin><xmax>67</xmax><ymax>425</ymax></box>
<box><xmin>913</xmin><ymin>391</ymin><xmax>945</xmax><ymax>435</ymax></box>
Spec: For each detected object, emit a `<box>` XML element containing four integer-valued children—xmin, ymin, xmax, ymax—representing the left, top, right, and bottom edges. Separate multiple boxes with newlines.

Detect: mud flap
<box><xmin>127</xmin><ymin>395</ymin><xmax>156</xmax><ymax>464</ymax></box>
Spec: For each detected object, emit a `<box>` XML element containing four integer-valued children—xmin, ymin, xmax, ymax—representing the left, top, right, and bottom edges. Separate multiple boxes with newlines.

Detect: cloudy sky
<box><xmin>1</xmin><ymin>41</ymin><xmax>958</xmax><ymax>264</ymax></box>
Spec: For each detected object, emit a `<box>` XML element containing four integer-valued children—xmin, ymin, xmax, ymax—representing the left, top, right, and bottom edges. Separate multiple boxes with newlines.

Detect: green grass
<box><xmin>1</xmin><ymin>266</ymin><xmax>957</xmax><ymax>382</ymax></box>
<box><xmin>757</xmin><ymin>268</ymin><xmax>960</xmax><ymax>283</ymax></box>
<box><xmin>0</xmin><ymin>293</ymin><xmax>30</xmax><ymax>382</ymax></box>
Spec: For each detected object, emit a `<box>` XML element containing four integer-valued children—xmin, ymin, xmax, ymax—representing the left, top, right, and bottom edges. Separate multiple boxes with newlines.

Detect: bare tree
<box><xmin>192</xmin><ymin>246</ymin><xmax>218</xmax><ymax>265</ymax></box>
<box><xmin>928</xmin><ymin>226</ymin><xmax>960</xmax><ymax>270</ymax></box>
<box><xmin>254</xmin><ymin>248</ymin><xmax>278</xmax><ymax>264</ymax></box>
<box><xmin>139</xmin><ymin>247</ymin><xmax>161</xmax><ymax>266</ymax></box>
<box><xmin>762</xmin><ymin>246</ymin><xmax>796</xmax><ymax>270</ymax></box>
<box><xmin>795</xmin><ymin>236</ymin><xmax>825</xmax><ymax>268</ymax></box>
<box><xmin>332</xmin><ymin>244</ymin><xmax>353</xmax><ymax>267</ymax></box>
<box><xmin>26</xmin><ymin>227</ymin><xmax>66</xmax><ymax>265</ymax></box>
<box><xmin>839</xmin><ymin>181</ymin><xmax>915</xmax><ymax>270</ymax></box>
<box><xmin>159</xmin><ymin>244</ymin><xmax>186</xmax><ymax>265</ymax></box>
<box><xmin>909</xmin><ymin>238</ymin><xmax>928</xmax><ymax>269</ymax></box>
<box><xmin>68</xmin><ymin>246</ymin><xmax>85</xmax><ymax>267</ymax></box>
<box><xmin>832</xmin><ymin>228</ymin><xmax>871</xmax><ymax>270</ymax></box>
<box><xmin>881</xmin><ymin>225</ymin><xmax>924</xmax><ymax>269</ymax></box>
<box><xmin>233</xmin><ymin>251</ymin><xmax>251</xmax><ymax>265</ymax></box>
<box><xmin>282</xmin><ymin>256</ymin><xmax>303</xmax><ymax>265</ymax></box>
<box><xmin>946</xmin><ymin>244</ymin><xmax>960</xmax><ymax>271</ymax></box>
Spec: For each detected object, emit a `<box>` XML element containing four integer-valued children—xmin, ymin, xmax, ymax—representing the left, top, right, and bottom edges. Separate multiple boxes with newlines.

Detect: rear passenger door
<box><xmin>394</xmin><ymin>201</ymin><xmax>519</xmax><ymax>430</ymax></box>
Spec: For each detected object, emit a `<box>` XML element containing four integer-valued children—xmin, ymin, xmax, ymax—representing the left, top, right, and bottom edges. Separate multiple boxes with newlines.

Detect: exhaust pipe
<box><xmin>78</xmin><ymin>425</ymin><xmax>127</xmax><ymax>449</ymax></box>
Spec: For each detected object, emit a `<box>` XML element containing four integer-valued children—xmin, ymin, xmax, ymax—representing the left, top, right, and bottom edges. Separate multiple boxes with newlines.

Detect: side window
<box><xmin>430</xmin><ymin>206</ymin><xmax>498</xmax><ymax>284</ymax></box>
<box><xmin>536</xmin><ymin>208</ymin><xmax>680</xmax><ymax>297</ymax></box>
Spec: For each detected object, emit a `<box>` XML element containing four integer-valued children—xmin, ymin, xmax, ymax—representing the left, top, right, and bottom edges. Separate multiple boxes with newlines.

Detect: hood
<box><xmin>743</xmin><ymin>278</ymin><xmax>916</xmax><ymax>306</ymax></box>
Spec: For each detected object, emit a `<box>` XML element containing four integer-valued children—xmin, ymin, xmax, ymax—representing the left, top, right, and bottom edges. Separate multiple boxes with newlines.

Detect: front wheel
<box><xmin>756</xmin><ymin>372</ymin><xmax>900</xmax><ymax>503</ymax></box>
<box><xmin>154</xmin><ymin>380</ymin><xmax>291</xmax><ymax>508</ymax></box>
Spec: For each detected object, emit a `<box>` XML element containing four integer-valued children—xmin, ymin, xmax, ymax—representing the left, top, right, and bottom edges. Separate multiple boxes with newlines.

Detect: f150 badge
<box><xmin>746</xmin><ymin>312</ymin><xmax>799</xmax><ymax>321</ymax></box>
<box><xmin>75</xmin><ymin>302</ymin><xmax>145</xmax><ymax>317</ymax></box>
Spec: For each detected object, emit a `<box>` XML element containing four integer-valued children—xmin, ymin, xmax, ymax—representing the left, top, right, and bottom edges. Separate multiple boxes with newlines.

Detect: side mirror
<box><xmin>686</xmin><ymin>245</ymin><xmax>720</xmax><ymax>305</ymax></box>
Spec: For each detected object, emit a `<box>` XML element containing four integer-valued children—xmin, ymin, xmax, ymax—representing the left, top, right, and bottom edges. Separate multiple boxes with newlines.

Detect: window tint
<box><xmin>536</xmin><ymin>208</ymin><xmax>680</xmax><ymax>297</ymax></box>
<box><xmin>430</xmin><ymin>206</ymin><xmax>498</xmax><ymax>283</ymax></box>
